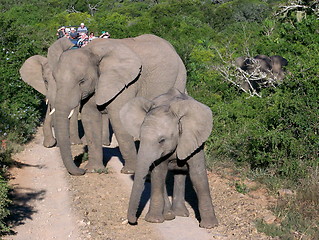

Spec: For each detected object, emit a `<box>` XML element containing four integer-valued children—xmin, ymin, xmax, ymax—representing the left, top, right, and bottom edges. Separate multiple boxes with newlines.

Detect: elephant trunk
<box><xmin>127</xmin><ymin>145</ymin><xmax>160</xmax><ymax>224</ymax></box>
<box><xmin>127</xmin><ymin>170</ymin><xmax>148</xmax><ymax>224</ymax></box>
<box><xmin>54</xmin><ymin>106</ymin><xmax>85</xmax><ymax>175</ymax></box>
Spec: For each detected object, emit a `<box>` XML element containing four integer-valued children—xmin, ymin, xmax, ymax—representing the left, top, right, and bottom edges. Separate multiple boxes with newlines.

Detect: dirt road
<box><xmin>5</xmin><ymin>128</ymin><xmax>276</xmax><ymax>240</ymax></box>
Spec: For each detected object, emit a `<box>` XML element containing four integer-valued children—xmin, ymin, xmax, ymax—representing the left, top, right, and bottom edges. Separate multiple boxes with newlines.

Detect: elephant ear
<box><xmin>270</xmin><ymin>55</ymin><xmax>288</xmax><ymax>71</ymax></box>
<box><xmin>170</xmin><ymin>98</ymin><xmax>213</xmax><ymax>160</ymax></box>
<box><xmin>19</xmin><ymin>55</ymin><xmax>48</xmax><ymax>95</ymax></box>
<box><xmin>48</xmin><ymin>38</ymin><xmax>75</xmax><ymax>70</ymax></box>
<box><xmin>89</xmin><ymin>39</ymin><xmax>142</xmax><ymax>105</ymax></box>
<box><xmin>119</xmin><ymin>97</ymin><xmax>154</xmax><ymax>140</ymax></box>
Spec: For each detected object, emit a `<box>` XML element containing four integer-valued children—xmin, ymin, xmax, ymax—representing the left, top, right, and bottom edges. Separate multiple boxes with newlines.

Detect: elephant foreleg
<box><xmin>145</xmin><ymin>161</ymin><xmax>168</xmax><ymax>223</ymax></box>
<box><xmin>163</xmin><ymin>183</ymin><xmax>175</xmax><ymax>221</ymax></box>
<box><xmin>171</xmin><ymin>173</ymin><xmax>189</xmax><ymax>217</ymax></box>
<box><xmin>188</xmin><ymin>149</ymin><xmax>218</xmax><ymax>229</ymax></box>
<box><xmin>69</xmin><ymin>105</ymin><xmax>82</xmax><ymax>145</ymax></box>
<box><xmin>81</xmin><ymin>96</ymin><xmax>104</xmax><ymax>172</ymax></box>
<box><xmin>43</xmin><ymin>106</ymin><xmax>57</xmax><ymax>148</ymax></box>
<box><xmin>108</xmin><ymin>105</ymin><xmax>137</xmax><ymax>174</ymax></box>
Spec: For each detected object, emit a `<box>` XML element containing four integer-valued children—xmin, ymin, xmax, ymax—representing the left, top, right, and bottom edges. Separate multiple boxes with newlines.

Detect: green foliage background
<box><xmin>0</xmin><ymin>0</ymin><xmax>318</xmax><ymax>236</ymax></box>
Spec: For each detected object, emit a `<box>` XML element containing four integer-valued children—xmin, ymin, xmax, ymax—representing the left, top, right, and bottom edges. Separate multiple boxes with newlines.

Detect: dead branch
<box><xmin>67</xmin><ymin>6</ymin><xmax>80</xmax><ymax>13</ymax></box>
<box><xmin>275</xmin><ymin>1</ymin><xmax>319</xmax><ymax>18</ymax></box>
<box><xmin>88</xmin><ymin>4</ymin><xmax>99</xmax><ymax>16</ymax></box>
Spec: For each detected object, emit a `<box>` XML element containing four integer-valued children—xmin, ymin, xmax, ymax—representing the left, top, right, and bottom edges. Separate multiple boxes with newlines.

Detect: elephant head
<box><xmin>20</xmin><ymin>38</ymin><xmax>75</xmax><ymax>109</ymax></box>
<box><xmin>119</xmin><ymin>88</ymin><xmax>213</xmax><ymax>224</ymax></box>
<box><xmin>48</xmin><ymin>38</ymin><xmax>142</xmax><ymax>175</ymax></box>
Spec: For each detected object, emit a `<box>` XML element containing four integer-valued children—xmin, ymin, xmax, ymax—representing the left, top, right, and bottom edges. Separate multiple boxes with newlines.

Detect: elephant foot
<box><xmin>163</xmin><ymin>210</ymin><xmax>175</xmax><ymax>221</ymax></box>
<box><xmin>43</xmin><ymin>137</ymin><xmax>57</xmax><ymax>148</ymax></box>
<box><xmin>172</xmin><ymin>203</ymin><xmax>189</xmax><ymax>217</ymax></box>
<box><xmin>145</xmin><ymin>212</ymin><xmax>165</xmax><ymax>223</ymax></box>
<box><xmin>199</xmin><ymin>216</ymin><xmax>219</xmax><ymax>229</ymax></box>
<box><xmin>70</xmin><ymin>137</ymin><xmax>82</xmax><ymax>145</ymax></box>
<box><xmin>121</xmin><ymin>166</ymin><xmax>135</xmax><ymax>174</ymax></box>
<box><xmin>84</xmin><ymin>162</ymin><xmax>105</xmax><ymax>173</ymax></box>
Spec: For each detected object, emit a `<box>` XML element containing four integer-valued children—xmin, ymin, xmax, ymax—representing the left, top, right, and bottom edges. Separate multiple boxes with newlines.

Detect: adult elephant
<box><xmin>236</xmin><ymin>54</ymin><xmax>288</xmax><ymax>78</ymax></box>
<box><xmin>19</xmin><ymin>53</ymin><xmax>82</xmax><ymax>148</ymax></box>
<box><xmin>120</xmin><ymin>88</ymin><xmax>218</xmax><ymax>228</ymax></box>
<box><xmin>20</xmin><ymin>53</ymin><xmax>111</xmax><ymax>148</ymax></box>
<box><xmin>235</xmin><ymin>54</ymin><xmax>288</xmax><ymax>91</ymax></box>
<box><xmin>48</xmin><ymin>35</ymin><xmax>186</xmax><ymax>175</ymax></box>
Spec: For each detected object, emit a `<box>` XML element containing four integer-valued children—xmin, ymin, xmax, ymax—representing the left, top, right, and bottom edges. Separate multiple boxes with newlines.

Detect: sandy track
<box><xmin>4</xmin><ymin>128</ymin><xmax>80</xmax><ymax>240</ymax></box>
<box><xmin>4</xmin><ymin>128</ymin><xmax>275</xmax><ymax>240</ymax></box>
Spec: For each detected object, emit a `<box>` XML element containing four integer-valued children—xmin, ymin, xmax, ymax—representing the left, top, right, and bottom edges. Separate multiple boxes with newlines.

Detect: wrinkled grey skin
<box><xmin>48</xmin><ymin>35</ymin><xmax>186</xmax><ymax>175</ymax></box>
<box><xmin>19</xmin><ymin>54</ymin><xmax>82</xmax><ymax>147</ymax></box>
<box><xmin>235</xmin><ymin>54</ymin><xmax>288</xmax><ymax>91</ymax></box>
<box><xmin>120</xmin><ymin>88</ymin><xmax>218</xmax><ymax>229</ymax></box>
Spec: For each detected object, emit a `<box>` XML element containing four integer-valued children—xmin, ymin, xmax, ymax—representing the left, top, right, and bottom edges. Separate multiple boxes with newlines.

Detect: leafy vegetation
<box><xmin>0</xmin><ymin>0</ymin><xmax>318</xmax><ymax>237</ymax></box>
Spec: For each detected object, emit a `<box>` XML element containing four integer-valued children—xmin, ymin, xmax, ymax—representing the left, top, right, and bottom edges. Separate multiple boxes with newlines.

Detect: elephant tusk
<box><xmin>46</xmin><ymin>99</ymin><xmax>49</xmax><ymax>105</ymax></box>
<box><xmin>49</xmin><ymin>108</ymin><xmax>56</xmax><ymax>115</ymax></box>
<box><xmin>68</xmin><ymin>109</ymin><xmax>74</xmax><ymax>119</ymax></box>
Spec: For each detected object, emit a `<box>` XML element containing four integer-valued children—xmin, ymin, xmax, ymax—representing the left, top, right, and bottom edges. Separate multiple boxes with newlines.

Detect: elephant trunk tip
<box><xmin>127</xmin><ymin>214</ymin><xmax>138</xmax><ymax>225</ymax></box>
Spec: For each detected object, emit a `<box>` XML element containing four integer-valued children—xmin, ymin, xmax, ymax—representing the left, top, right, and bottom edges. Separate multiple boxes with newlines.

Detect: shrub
<box><xmin>205</xmin><ymin>0</ymin><xmax>271</xmax><ymax>29</ymax></box>
<box><xmin>0</xmin><ymin>176</ymin><xmax>10</xmax><ymax>234</ymax></box>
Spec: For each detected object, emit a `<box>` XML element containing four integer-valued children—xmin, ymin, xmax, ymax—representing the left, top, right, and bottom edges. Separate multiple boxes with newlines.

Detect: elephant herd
<box><xmin>20</xmin><ymin>34</ymin><xmax>287</xmax><ymax>229</ymax></box>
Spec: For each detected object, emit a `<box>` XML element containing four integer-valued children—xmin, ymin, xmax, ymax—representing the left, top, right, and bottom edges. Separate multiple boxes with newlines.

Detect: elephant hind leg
<box><xmin>102</xmin><ymin>113</ymin><xmax>111</xmax><ymax>146</ymax></box>
<box><xmin>171</xmin><ymin>173</ymin><xmax>189</xmax><ymax>217</ymax></box>
<box><xmin>188</xmin><ymin>150</ymin><xmax>218</xmax><ymax>229</ymax></box>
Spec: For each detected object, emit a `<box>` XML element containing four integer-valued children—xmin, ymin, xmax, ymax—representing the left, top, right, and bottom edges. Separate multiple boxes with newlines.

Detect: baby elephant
<box><xmin>120</xmin><ymin>88</ymin><xmax>218</xmax><ymax>229</ymax></box>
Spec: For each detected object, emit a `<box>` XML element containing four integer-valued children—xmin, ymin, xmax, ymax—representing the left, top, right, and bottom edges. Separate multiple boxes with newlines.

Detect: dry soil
<box><xmin>4</xmin><ymin>127</ymin><xmax>277</xmax><ymax>240</ymax></box>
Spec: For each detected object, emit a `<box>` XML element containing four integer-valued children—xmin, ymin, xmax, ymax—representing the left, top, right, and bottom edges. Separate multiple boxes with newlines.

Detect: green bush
<box><xmin>0</xmin><ymin>176</ymin><xmax>10</xmax><ymax>234</ymax></box>
<box><xmin>205</xmin><ymin>0</ymin><xmax>271</xmax><ymax>29</ymax></box>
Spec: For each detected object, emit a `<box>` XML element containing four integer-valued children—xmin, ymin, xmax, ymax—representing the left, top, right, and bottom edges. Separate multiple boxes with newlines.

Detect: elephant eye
<box><xmin>79</xmin><ymin>79</ymin><xmax>85</xmax><ymax>85</ymax></box>
<box><xmin>158</xmin><ymin>138</ymin><xmax>165</xmax><ymax>144</ymax></box>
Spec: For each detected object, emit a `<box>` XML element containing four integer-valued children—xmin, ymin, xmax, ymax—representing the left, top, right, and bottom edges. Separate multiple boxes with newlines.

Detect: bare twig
<box><xmin>275</xmin><ymin>0</ymin><xmax>319</xmax><ymax>18</ymax></box>
<box><xmin>214</xmin><ymin>56</ymin><xmax>281</xmax><ymax>98</ymax></box>
<box><xmin>67</xmin><ymin>6</ymin><xmax>80</xmax><ymax>13</ymax></box>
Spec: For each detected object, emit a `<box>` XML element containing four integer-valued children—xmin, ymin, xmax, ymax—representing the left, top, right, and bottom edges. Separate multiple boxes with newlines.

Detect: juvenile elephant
<box><xmin>47</xmin><ymin>35</ymin><xmax>186</xmax><ymax>175</ymax></box>
<box><xmin>120</xmin><ymin>88</ymin><xmax>218</xmax><ymax>229</ymax></box>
